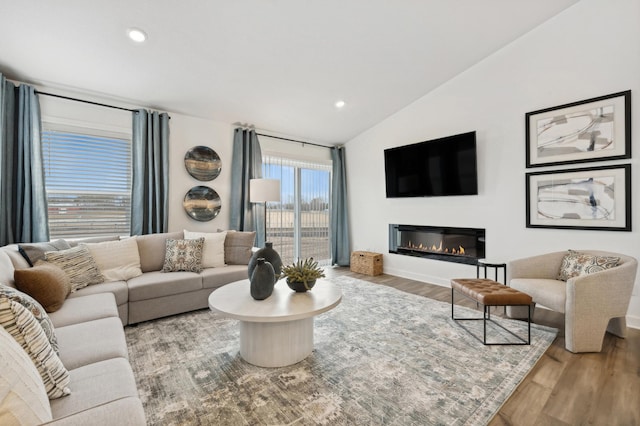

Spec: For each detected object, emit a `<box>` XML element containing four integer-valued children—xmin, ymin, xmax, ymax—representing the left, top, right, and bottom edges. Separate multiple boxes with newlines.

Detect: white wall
<box><xmin>344</xmin><ymin>0</ymin><xmax>640</xmax><ymax>327</ymax></box>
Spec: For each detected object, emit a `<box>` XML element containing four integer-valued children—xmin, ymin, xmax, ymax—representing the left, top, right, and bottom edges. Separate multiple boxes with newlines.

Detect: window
<box><xmin>41</xmin><ymin>126</ymin><xmax>132</xmax><ymax>239</ymax></box>
<box><xmin>262</xmin><ymin>155</ymin><xmax>332</xmax><ymax>266</ymax></box>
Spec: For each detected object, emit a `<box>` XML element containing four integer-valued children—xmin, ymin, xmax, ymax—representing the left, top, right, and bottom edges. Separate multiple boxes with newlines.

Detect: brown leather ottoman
<box><xmin>451</xmin><ymin>278</ymin><xmax>532</xmax><ymax>345</ymax></box>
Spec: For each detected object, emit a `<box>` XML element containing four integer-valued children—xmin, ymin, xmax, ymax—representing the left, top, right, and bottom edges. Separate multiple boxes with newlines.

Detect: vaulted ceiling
<box><xmin>0</xmin><ymin>0</ymin><xmax>579</xmax><ymax>145</ymax></box>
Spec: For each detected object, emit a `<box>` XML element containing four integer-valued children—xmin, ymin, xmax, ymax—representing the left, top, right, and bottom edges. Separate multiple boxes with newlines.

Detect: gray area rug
<box><xmin>125</xmin><ymin>276</ymin><xmax>557</xmax><ymax>425</ymax></box>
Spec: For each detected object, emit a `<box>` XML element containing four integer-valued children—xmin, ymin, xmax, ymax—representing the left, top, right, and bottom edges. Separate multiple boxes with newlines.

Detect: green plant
<box><xmin>280</xmin><ymin>257</ymin><xmax>325</xmax><ymax>290</ymax></box>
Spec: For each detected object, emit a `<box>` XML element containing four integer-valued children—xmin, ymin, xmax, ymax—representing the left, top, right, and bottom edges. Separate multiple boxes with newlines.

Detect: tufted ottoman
<box><xmin>451</xmin><ymin>278</ymin><xmax>532</xmax><ymax>345</ymax></box>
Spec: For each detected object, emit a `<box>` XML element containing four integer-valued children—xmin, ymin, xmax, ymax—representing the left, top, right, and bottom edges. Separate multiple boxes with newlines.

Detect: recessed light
<box><xmin>127</xmin><ymin>28</ymin><xmax>147</xmax><ymax>43</ymax></box>
<box><xmin>335</xmin><ymin>100</ymin><xmax>346</xmax><ymax>109</ymax></box>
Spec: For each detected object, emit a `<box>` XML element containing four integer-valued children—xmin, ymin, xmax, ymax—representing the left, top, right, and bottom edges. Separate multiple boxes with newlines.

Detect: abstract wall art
<box><xmin>526</xmin><ymin>91</ymin><xmax>631</xmax><ymax>167</ymax></box>
<box><xmin>526</xmin><ymin>164</ymin><xmax>631</xmax><ymax>231</ymax></box>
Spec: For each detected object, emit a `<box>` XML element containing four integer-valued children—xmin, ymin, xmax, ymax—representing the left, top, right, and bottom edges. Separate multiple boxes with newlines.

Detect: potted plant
<box><xmin>280</xmin><ymin>257</ymin><xmax>325</xmax><ymax>292</ymax></box>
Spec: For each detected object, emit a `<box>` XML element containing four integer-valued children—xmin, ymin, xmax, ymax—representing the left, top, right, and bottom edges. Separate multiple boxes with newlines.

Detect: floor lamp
<box><xmin>249</xmin><ymin>179</ymin><xmax>281</xmax><ymax>245</ymax></box>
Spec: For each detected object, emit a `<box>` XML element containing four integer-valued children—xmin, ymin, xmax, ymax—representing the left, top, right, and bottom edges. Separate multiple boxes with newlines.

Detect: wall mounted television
<box><xmin>384</xmin><ymin>131</ymin><xmax>478</xmax><ymax>198</ymax></box>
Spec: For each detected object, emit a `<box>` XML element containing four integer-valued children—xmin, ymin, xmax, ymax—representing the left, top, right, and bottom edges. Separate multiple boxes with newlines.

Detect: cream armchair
<box><xmin>506</xmin><ymin>250</ymin><xmax>638</xmax><ymax>353</ymax></box>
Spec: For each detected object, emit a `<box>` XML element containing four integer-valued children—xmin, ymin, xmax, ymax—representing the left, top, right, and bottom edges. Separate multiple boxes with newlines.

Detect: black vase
<box><xmin>250</xmin><ymin>258</ymin><xmax>275</xmax><ymax>300</ymax></box>
<box><xmin>248</xmin><ymin>242</ymin><xmax>282</xmax><ymax>284</ymax></box>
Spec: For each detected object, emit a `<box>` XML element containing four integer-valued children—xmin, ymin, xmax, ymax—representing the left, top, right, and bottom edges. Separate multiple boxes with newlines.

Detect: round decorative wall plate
<box><xmin>183</xmin><ymin>186</ymin><xmax>221</xmax><ymax>221</ymax></box>
<box><xmin>184</xmin><ymin>146</ymin><xmax>221</xmax><ymax>181</ymax></box>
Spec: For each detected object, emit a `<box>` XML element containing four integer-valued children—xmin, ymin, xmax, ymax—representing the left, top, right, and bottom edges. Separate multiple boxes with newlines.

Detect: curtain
<box><xmin>230</xmin><ymin>128</ymin><xmax>263</xmax><ymax>245</ymax></box>
<box><xmin>0</xmin><ymin>75</ymin><xmax>49</xmax><ymax>245</ymax></box>
<box><xmin>330</xmin><ymin>146</ymin><xmax>350</xmax><ymax>266</ymax></box>
<box><xmin>130</xmin><ymin>109</ymin><xmax>170</xmax><ymax>235</ymax></box>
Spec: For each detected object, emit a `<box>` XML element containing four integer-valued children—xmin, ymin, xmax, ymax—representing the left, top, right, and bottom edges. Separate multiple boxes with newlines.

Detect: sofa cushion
<box><xmin>0</xmin><ymin>249</ymin><xmax>16</xmax><ymax>287</ymax></box>
<box><xmin>83</xmin><ymin>238</ymin><xmax>143</xmax><ymax>282</ymax></box>
<box><xmin>127</xmin><ymin>270</ymin><xmax>203</xmax><ymax>302</ymax></box>
<box><xmin>0</xmin><ymin>325</ymin><xmax>53</xmax><ymax>424</ymax></box>
<box><xmin>184</xmin><ymin>230</ymin><xmax>226</xmax><ymax>268</ymax></box>
<box><xmin>67</xmin><ymin>280</ymin><xmax>128</xmax><ymax>307</ymax></box>
<box><xmin>14</xmin><ymin>262</ymin><xmax>70</xmax><ymax>313</ymax></box>
<box><xmin>49</xmin><ymin>293</ymin><xmax>120</xmax><ymax>328</ymax></box>
<box><xmin>224</xmin><ymin>231</ymin><xmax>256</xmax><ymax>265</ymax></box>
<box><xmin>49</xmin><ymin>358</ymin><xmax>140</xmax><ymax>421</ymax></box>
<box><xmin>557</xmin><ymin>250</ymin><xmax>621</xmax><ymax>281</ymax></box>
<box><xmin>0</xmin><ymin>297</ymin><xmax>70</xmax><ymax>399</ymax></box>
<box><xmin>18</xmin><ymin>239</ymin><xmax>71</xmax><ymax>267</ymax></box>
<box><xmin>509</xmin><ymin>278</ymin><xmax>566</xmax><ymax>313</ymax></box>
<box><xmin>162</xmin><ymin>238</ymin><xmax>205</xmax><ymax>273</ymax></box>
<box><xmin>135</xmin><ymin>231</ymin><xmax>183</xmax><ymax>272</ymax></box>
<box><xmin>55</xmin><ymin>317</ymin><xmax>129</xmax><ymax>370</ymax></box>
<box><xmin>0</xmin><ymin>284</ymin><xmax>59</xmax><ymax>354</ymax></box>
<box><xmin>44</xmin><ymin>245</ymin><xmax>104</xmax><ymax>292</ymax></box>
<box><xmin>201</xmin><ymin>265</ymin><xmax>250</xmax><ymax>290</ymax></box>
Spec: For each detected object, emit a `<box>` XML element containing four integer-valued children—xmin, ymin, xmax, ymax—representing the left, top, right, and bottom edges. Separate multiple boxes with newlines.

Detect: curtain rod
<box><xmin>255</xmin><ymin>132</ymin><xmax>332</xmax><ymax>149</ymax></box>
<box><xmin>35</xmin><ymin>91</ymin><xmax>138</xmax><ymax>113</ymax></box>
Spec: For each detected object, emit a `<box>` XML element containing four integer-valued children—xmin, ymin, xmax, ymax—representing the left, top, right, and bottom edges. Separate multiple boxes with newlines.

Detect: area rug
<box><xmin>125</xmin><ymin>276</ymin><xmax>557</xmax><ymax>425</ymax></box>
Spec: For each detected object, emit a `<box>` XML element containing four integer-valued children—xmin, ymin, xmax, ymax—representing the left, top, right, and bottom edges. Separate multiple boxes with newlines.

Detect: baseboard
<box><xmin>383</xmin><ymin>267</ymin><xmax>640</xmax><ymax>331</ymax></box>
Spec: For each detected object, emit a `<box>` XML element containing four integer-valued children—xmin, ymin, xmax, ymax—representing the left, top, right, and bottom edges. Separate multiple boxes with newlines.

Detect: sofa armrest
<box><xmin>507</xmin><ymin>251</ymin><xmax>566</xmax><ymax>282</ymax></box>
<box><xmin>44</xmin><ymin>397</ymin><xmax>145</xmax><ymax>426</ymax></box>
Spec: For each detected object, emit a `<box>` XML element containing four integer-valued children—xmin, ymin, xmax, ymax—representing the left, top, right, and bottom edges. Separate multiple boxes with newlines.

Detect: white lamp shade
<box><xmin>250</xmin><ymin>179</ymin><xmax>281</xmax><ymax>203</ymax></box>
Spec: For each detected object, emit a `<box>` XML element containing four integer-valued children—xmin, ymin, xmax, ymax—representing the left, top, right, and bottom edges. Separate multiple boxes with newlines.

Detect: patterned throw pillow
<box><xmin>44</xmin><ymin>245</ymin><xmax>104</xmax><ymax>292</ymax></box>
<box><xmin>0</xmin><ymin>284</ymin><xmax>59</xmax><ymax>354</ymax></box>
<box><xmin>0</xmin><ymin>297</ymin><xmax>71</xmax><ymax>399</ymax></box>
<box><xmin>14</xmin><ymin>262</ymin><xmax>71</xmax><ymax>313</ymax></box>
<box><xmin>162</xmin><ymin>238</ymin><xmax>205</xmax><ymax>273</ymax></box>
<box><xmin>557</xmin><ymin>250</ymin><xmax>621</xmax><ymax>281</ymax></box>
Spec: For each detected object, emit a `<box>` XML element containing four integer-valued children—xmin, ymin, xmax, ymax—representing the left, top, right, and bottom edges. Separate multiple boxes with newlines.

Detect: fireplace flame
<box><xmin>406</xmin><ymin>241</ymin><xmax>466</xmax><ymax>256</ymax></box>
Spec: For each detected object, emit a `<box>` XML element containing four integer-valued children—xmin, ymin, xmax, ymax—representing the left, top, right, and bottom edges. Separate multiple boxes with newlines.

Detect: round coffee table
<box><xmin>208</xmin><ymin>278</ymin><xmax>342</xmax><ymax>367</ymax></box>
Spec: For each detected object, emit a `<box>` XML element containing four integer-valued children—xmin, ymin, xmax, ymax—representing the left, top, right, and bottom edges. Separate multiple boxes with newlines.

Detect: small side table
<box><xmin>476</xmin><ymin>259</ymin><xmax>507</xmax><ymax>285</ymax></box>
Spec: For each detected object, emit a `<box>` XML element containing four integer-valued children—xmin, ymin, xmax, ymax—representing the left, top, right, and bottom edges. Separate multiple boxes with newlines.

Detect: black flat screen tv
<box><xmin>384</xmin><ymin>131</ymin><xmax>478</xmax><ymax>197</ymax></box>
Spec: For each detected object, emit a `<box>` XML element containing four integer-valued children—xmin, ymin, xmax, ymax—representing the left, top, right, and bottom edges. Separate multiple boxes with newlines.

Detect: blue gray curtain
<box><xmin>0</xmin><ymin>74</ymin><xmax>49</xmax><ymax>245</ymax></box>
<box><xmin>330</xmin><ymin>146</ymin><xmax>350</xmax><ymax>266</ymax></box>
<box><xmin>230</xmin><ymin>128</ymin><xmax>263</xmax><ymax>245</ymax></box>
<box><xmin>130</xmin><ymin>109</ymin><xmax>170</xmax><ymax>235</ymax></box>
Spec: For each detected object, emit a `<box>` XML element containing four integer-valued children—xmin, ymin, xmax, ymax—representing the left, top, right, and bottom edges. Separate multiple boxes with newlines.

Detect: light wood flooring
<box><xmin>325</xmin><ymin>267</ymin><xmax>640</xmax><ymax>426</ymax></box>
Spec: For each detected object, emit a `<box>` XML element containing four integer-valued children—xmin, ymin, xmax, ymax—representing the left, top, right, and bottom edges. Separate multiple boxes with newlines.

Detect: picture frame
<box><xmin>526</xmin><ymin>164</ymin><xmax>631</xmax><ymax>231</ymax></box>
<box><xmin>525</xmin><ymin>91</ymin><xmax>631</xmax><ymax>167</ymax></box>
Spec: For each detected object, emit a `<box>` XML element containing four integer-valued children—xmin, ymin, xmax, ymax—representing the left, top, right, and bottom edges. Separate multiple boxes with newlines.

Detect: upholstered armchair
<box><xmin>506</xmin><ymin>250</ymin><xmax>638</xmax><ymax>353</ymax></box>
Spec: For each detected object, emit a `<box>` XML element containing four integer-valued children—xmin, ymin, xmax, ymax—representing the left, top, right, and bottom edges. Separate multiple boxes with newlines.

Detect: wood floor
<box><xmin>324</xmin><ymin>267</ymin><xmax>640</xmax><ymax>426</ymax></box>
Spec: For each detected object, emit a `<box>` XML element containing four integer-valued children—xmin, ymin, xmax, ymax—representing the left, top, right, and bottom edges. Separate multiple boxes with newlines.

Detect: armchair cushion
<box><xmin>558</xmin><ymin>250</ymin><xmax>620</xmax><ymax>281</ymax></box>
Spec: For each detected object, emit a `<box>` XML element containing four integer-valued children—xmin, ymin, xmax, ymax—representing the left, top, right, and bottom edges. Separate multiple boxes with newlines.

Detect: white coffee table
<box><xmin>208</xmin><ymin>278</ymin><xmax>342</xmax><ymax>367</ymax></box>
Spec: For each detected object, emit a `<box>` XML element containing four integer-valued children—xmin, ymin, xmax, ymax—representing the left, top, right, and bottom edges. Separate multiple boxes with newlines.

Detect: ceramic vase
<box><xmin>248</xmin><ymin>242</ymin><xmax>282</xmax><ymax>284</ymax></box>
<box><xmin>250</xmin><ymin>258</ymin><xmax>275</xmax><ymax>300</ymax></box>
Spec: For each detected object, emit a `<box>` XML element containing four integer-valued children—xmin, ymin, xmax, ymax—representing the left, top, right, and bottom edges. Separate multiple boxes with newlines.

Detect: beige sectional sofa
<box><xmin>0</xmin><ymin>230</ymin><xmax>254</xmax><ymax>425</ymax></box>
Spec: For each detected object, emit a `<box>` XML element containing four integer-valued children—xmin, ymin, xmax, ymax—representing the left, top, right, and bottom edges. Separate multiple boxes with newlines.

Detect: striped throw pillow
<box><xmin>0</xmin><ymin>297</ymin><xmax>71</xmax><ymax>399</ymax></box>
<box><xmin>44</xmin><ymin>245</ymin><xmax>104</xmax><ymax>292</ymax></box>
<box><xmin>0</xmin><ymin>284</ymin><xmax>59</xmax><ymax>354</ymax></box>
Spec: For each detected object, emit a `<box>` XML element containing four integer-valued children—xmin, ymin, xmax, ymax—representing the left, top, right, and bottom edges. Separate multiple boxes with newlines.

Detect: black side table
<box><xmin>476</xmin><ymin>258</ymin><xmax>507</xmax><ymax>285</ymax></box>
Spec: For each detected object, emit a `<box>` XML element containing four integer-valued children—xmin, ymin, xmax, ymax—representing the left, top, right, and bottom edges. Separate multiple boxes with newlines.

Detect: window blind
<box><xmin>263</xmin><ymin>155</ymin><xmax>331</xmax><ymax>266</ymax></box>
<box><xmin>42</xmin><ymin>129</ymin><xmax>132</xmax><ymax>239</ymax></box>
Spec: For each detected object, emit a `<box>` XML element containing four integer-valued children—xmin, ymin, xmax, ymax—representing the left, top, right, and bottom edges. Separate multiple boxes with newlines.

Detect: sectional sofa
<box><xmin>0</xmin><ymin>230</ymin><xmax>255</xmax><ymax>425</ymax></box>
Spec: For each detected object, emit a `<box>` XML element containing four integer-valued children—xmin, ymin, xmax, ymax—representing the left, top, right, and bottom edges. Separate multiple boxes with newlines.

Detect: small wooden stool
<box><xmin>451</xmin><ymin>278</ymin><xmax>532</xmax><ymax>345</ymax></box>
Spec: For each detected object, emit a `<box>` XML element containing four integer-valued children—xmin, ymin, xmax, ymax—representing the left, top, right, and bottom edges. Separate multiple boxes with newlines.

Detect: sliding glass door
<box><xmin>262</xmin><ymin>155</ymin><xmax>331</xmax><ymax>266</ymax></box>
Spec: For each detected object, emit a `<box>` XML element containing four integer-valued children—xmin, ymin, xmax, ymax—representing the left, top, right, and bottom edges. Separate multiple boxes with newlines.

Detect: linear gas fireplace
<box><xmin>389</xmin><ymin>224</ymin><xmax>485</xmax><ymax>265</ymax></box>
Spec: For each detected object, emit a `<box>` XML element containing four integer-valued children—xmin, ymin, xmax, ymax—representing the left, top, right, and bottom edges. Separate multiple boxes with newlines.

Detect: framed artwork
<box><xmin>526</xmin><ymin>91</ymin><xmax>631</xmax><ymax>167</ymax></box>
<box><xmin>526</xmin><ymin>164</ymin><xmax>631</xmax><ymax>231</ymax></box>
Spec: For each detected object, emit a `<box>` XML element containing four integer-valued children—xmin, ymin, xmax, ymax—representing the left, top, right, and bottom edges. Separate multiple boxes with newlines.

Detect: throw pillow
<box><xmin>44</xmin><ymin>245</ymin><xmax>104</xmax><ymax>292</ymax></box>
<box><xmin>0</xmin><ymin>326</ymin><xmax>53</xmax><ymax>423</ymax></box>
<box><xmin>557</xmin><ymin>250</ymin><xmax>621</xmax><ymax>281</ymax></box>
<box><xmin>161</xmin><ymin>238</ymin><xmax>205</xmax><ymax>273</ymax></box>
<box><xmin>18</xmin><ymin>239</ymin><xmax>71</xmax><ymax>267</ymax></box>
<box><xmin>14</xmin><ymin>263</ymin><xmax>70</xmax><ymax>313</ymax></box>
<box><xmin>82</xmin><ymin>238</ymin><xmax>143</xmax><ymax>282</ymax></box>
<box><xmin>0</xmin><ymin>284</ymin><xmax>59</xmax><ymax>354</ymax></box>
<box><xmin>223</xmin><ymin>231</ymin><xmax>256</xmax><ymax>265</ymax></box>
<box><xmin>0</xmin><ymin>297</ymin><xmax>71</xmax><ymax>399</ymax></box>
<box><xmin>184</xmin><ymin>230</ymin><xmax>227</xmax><ymax>268</ymax></box>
